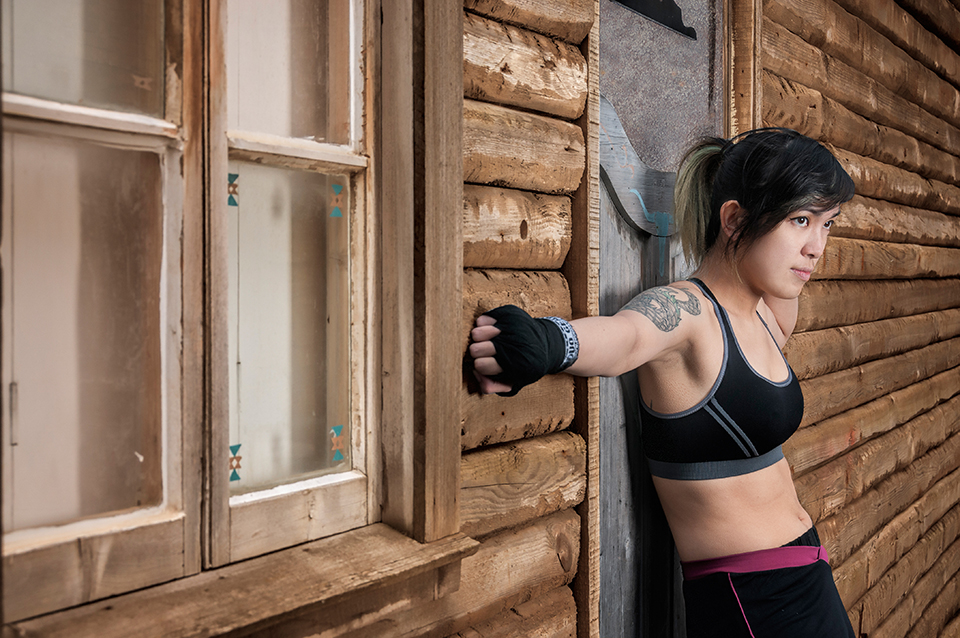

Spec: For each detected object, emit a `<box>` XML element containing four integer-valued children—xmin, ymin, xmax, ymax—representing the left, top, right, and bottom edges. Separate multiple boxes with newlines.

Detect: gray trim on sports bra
<box><xmin>647</xmin><ymin>445</ymin><xmax>785</xmax><ymax>480</ymax></box>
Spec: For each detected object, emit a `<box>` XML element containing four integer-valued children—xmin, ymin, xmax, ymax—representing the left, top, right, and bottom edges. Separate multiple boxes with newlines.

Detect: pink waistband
<box><xmin>681</xmin><ymin>544</ymin><xmax>830</xmax><ymax>581</ymax></box>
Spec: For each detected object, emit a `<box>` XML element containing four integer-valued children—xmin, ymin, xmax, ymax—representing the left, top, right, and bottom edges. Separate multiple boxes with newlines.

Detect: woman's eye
<box><xmin>793</xmin><ymin>216</ymin><xmax>809</xmax><ymax>227</ymax></box>
<box><xmin>824</xmin><ymin>219</ymin><xmax>835</xmax><ymax>229</ymax></box>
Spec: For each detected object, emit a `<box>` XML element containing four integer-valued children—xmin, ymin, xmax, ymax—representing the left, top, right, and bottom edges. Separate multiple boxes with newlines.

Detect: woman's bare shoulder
<box><xmin>618</xmin><ymin>281</ymin><xmax>709</xmax><ymax>335</ymax></box>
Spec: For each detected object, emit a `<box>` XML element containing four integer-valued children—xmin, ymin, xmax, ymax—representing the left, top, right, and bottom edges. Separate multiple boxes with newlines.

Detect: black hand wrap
<box><xmin>483</xmin><ymin>305</ymin><xmax>577</xmax><ymax>397</ymax></box>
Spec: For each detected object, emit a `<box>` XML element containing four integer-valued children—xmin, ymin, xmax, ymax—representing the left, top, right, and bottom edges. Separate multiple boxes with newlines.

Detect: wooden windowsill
<box><xmin>5</xmin><ymin>525</ymin><xmax>479</xmax><ymax>638</ymax></box>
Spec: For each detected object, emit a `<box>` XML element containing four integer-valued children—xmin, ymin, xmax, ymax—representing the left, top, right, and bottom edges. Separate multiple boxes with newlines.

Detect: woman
<box><xmin>468</xmin><ymin>128</ymin><xmax>857</xmax><ymax>637</ymax></box>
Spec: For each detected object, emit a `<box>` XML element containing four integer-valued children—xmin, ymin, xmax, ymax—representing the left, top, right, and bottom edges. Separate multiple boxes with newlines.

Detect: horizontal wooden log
<box><xmin>763</xmin><ymin>71</ymin><xmax>960</xmax><ymax>187</ymax></box>
<box><xmin>793</xmin><ymin>391</ymin><xmax>960</xmax><ymax>521</ymax></box>
<box><xmin>787</xmin><ymin>367</ymin><xmax>960</xmax><ymax>478</ymax></box>
<box><xmin>464</xmin><ymin>12</ymin><xmax>587</xmax><ymax>120</ymax></box>
<box><xmin>345</xmin><ymin>509</ymin><xmax>581</xmax><ymax>637</ymax></box>
<box><xmin>832</xmin><ymin>0</ymin><xmax>960</xmax><ymax>91</ymax></box>
<box><xmin>463</xmin><ymin>185</ymin><xmax>572</xmax><ymax>270</ymax></box>
<box><xmin>784</xmin><ymin>308</ymin><xmax>960</xmax><ymax>379</ymax></box>
<box><xmin>943</xmin><ymin>611</ymin><xmax>960</xmax><ymax>637</ymax></box>
<box><xmin>462</xmin><ymin>269</ymin><xmax>575</xmax><ymax>449</ymax></box>
<box><xmin>462</xmin><ymin>374</ymin><xmax>575</xmax><ymax>451</ymax></box>
<box><xmin>464</xmin><ymin>99</ymin><xmax>585</xmax><ymax>195</ymax></box>
<box><xmin>897</xmin><ymin>0</ymin><xmax>960</xmax><ymax>50</ymax></box>
<box><xmin>762</xmin><ymin>17</ymin><xmax>960</xmax><ymax>157</ymax></box>
<box><xmin>875</xmin><ymin>538</ymin><xmax>960</xmax><ymax>638</ymax></box>
<box><xmin>460</xmin><ymin>432</ymin><xmax>586</xmax><ymax>539</ymax></box>
<box><xmin>796</xmin><ymin>279</ymin><xmax>960</xmax><ymax>332</ymax></box>
<box><xmin>797</xmin><ymin>336</ymin><xmax>960</xmax><ymax>427</ymax></box>
<box><xmin>449</xmin><ymin>586</ymin><xmax>576</xmax><ymax>638</ymax></box>
<box><xmin>818</xmin><ymin>432</ymin><xmax>960</xmax><ymax>567</ymax></box>
<box><xmin>832</xmin><ymin>196</ymin><xmax>960</xmax><ymax>247</ymax></box>
<box><xmin>855</xmin><ymin>505</ymin><xmax>960</xmax><ymax>634</ymax></box>
<box><xmin>815</xmin><ymin>237</ymin><xmax>960</xmax><ymax>281</ymax></box>
<box><xmin>905</xmin><ymin>570</ymin><xmax>960</xmax><ymax>638</ymax></box>
<box><xmin>765</xmin><ymin>0</ymin><xmax>960</xmax><ymax>131</ymax></box>
<box><xmin>832</xmin><ymin>466</ymin><xmax>960</xmax><ymax>609</ymax></box>
<box><xmin>463</xmin><ymin>0</ymin><xmax>594</xmax><ymax>44</ymax></box>
<box><xmin>832</xmin><ymin>148</ymin><xmax>960</xmax><ymax>218</ymax></box>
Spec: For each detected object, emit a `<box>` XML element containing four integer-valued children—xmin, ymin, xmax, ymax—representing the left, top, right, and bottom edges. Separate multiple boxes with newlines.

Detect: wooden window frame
<box><xmin>3</xmin><ymin>0</ymin><xmax>470</xmax><ymax>633</ymax></box>
<box><xmin>0</xmin><ymin>0</ymin><xmax>204</xmax><ymax>623</ymax></box>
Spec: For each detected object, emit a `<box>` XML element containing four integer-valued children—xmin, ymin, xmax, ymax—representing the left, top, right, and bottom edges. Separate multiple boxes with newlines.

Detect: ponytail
<box><xmin>673</xmin><ymin>137</ymin><xmax>726</xmax><ymax>265</ymax></box>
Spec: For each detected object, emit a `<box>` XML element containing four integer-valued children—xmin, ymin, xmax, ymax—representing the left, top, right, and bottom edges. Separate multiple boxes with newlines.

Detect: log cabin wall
<box><xmin>731</xmin><ymin>0</ymin><xmax>960</xmax><ymax>635</ymax></box>
<box><xmin>456</xmin><ymin>1</ymin><xmax>599</xmax><ymax>637</ymax></box>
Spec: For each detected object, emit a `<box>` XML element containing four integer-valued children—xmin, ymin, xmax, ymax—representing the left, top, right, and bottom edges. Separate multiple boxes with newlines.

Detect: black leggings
<box><xmin>682</xmin><ymin>528</ymin><xmax>856</xmax><ymax>638</ymax></box>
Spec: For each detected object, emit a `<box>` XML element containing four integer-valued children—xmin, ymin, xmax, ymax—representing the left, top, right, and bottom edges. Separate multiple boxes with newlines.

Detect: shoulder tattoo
<box><xmin>621</xmin><ymin>286</ymin><xmax>701</xmax><ymax>332</ymax></box>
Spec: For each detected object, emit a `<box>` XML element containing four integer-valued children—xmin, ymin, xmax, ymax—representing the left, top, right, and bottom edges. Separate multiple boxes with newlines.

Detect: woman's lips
<box><xmin>792</xmin><ymin>268</ymin><xmax>812</xmax><ymax>281</ymax></box>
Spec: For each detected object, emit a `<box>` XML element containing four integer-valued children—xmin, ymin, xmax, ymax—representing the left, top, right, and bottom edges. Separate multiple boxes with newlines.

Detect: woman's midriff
<box><xmin>652</xmin><ymin>457</ymin><xmax>813</xmax><ymax>562</ymax></box>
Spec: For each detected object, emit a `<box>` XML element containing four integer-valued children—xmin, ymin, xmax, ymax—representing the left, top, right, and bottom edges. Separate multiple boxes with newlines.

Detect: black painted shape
<box><xmin>610</xmin><ymin>0</ymin><xmax>697</xmax><ymax>39</ymax></box>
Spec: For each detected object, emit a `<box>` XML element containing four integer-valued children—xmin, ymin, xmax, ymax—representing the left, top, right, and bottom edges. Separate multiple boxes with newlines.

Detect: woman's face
<box><xmin>737</xmin><ymin>205</ymin><xmax>840</xmax><ymax>299</ymax></box>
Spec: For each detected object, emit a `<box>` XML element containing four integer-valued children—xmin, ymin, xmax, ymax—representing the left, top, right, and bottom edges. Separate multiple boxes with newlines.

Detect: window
<box><xmin>207</xmin><ymin>0</ymin><xmax>373</xmax><ymax>564</ymax></box>
<box><xmin>1</xmin><ymin>0</ymin><xmax>193</xmax><ymax>622</ymax></box>
<box><xmin>1</xmin><ymin>0</ymin><xmax>464</xmax><ymax>628</ymax></box>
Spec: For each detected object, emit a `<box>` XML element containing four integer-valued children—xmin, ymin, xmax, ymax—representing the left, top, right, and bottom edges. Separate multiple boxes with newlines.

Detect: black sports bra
<box><xmin>640</xmin><ymin>278</ymin><xmax>804</xmax><ymax>480</ymax></box>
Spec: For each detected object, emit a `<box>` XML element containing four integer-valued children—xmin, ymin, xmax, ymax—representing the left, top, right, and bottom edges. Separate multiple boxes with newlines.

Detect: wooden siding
<box><xmin>745</xmin><ymin>0</ymin><xmax>960</xmax><ymax>634</ymax></box>
<box><xmin>456</xmin><ymin>2</ymin><xmax>599</xmax><ymax>637</ymax></box>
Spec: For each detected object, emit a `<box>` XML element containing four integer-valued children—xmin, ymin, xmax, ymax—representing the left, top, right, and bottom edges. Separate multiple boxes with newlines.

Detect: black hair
<box><xmin>674</xmin><ymin>127</ymin><xmax>855</xmax><ymax>264</ymax></box>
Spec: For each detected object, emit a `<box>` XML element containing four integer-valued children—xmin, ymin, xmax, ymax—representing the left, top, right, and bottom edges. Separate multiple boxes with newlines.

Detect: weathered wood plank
<box><xmin>5</xmin><ymin>525</ymin><xmax>479</xmax><ymax>638</ymax></box>
<box><xmin>464</xmin><ymin>12</ymin><xmax>587</xmax><ymax>120</ymax></box>
<box><xmin>461</xmin><ymin>432</ymin><xmax>586</xmax><ymax>539</ymax></box>
<box><xmin>787</xmin><ymin>367</ymin><xmax>960</xmax><ymax>478</ymax></box>
<box><xmin>904</xmin><ymin>567</ymin><xmax>960</xmax><ymax>638</ymax></box>
<box><xmin>796</xmin><ymin>279</ymin><xmax>960</xmax><ymax>332</ymax></box>
<box><xmin>463</xmin><ymin>0</ymin><xmax>594</xmax><ymax>44</ymax></box>
<box><xmin>762</xmin><ymin>70</ymin><xmax>960</xmax><ymax>188</ymax></box>
<box><xmin>832</xmin><ymin>468</ymin><xmax>960</xmax><ymax>609</ymax></box>
<box><xmin>449</xmin><ymin>586</ymin><xmax>576</xmax><ymax>638</ymax></box>
<box><xmin>897</xmin><ymin>0</ymin><xmax>960</xmax><ymax>50</ymax></box>
<box><xmin>832</xmin><ymin>148</ymin><xmax>960</xmax><ymax>218</ymax></box>
<box><xmin>765</xmin><ymin>0</ymin><xmax>960</xmax><ymax>131</ymax></box>
<box><xmin>854</xmin><ymin>505</ymin><xmax>960</xmax><ymax>634</ymax></box>
<box><xmin>464</xmin><ymin>99</ymin><xmax>585</xmax><ymax>195</ymax></box>
<box><xmin>818</xmin><ymin>432</ymin><xmax>960</xmax><ymax>567</ymax></box>
<box><xmin>762</xmin><ymin>17</ymin><xmax>960</xmax><ymax>157</ymax></box>
<box><xmin>815</xmin><ymin>237</ymin><xmax>960</xmax><ymax>280</ymax></box>
<box><xmin>832</xmin><ymin>196</ymin><xmax>960</xmax><ymax>247</ymax></box>
<box><xmin>796</xmin><ymin>336</ymin><xmax>960</xmax><ymax>428</ymax></box>
<box><xmin>873</xmin><ymin>538</ymin><xmax>960</xmax><ymax>638</ymax></box>
<box><xmin>727</xmin><ymin>0</ymin><xmax>764</xmax><ymax>134</ymax></box>
<box><xmin>832</xmin><ymin>0</ymin><xmax>960</xmax><ymax>90</ymax></box>
<box><xmin>462</xmin><ymin>374</ymin><xmax>575</xmax><ymax>451</ymax></box>
<box><xmin>567</xmin><ymin>10</ymin><xmax>601</xmax><ymax>637</ymax></box>
<box><xmin>784</xmin><ymin>308</ymin><xmax>960</xmax><ymax>379</ymax></box>
<box><xmin>793</xmin><ymin>391</ymin><xmax>960</xmax><ymax>522</ymax></box>
<box><xmin>462</xmin><ymin>184</ymin><xmax>572</xmax><ymax>270</ymax></box>
<box><xmin>462</xmin><ymin>268</ymin><xmax>575</xmax><ymax>450</ymax></box>
<box><xmin>338</xmin><ymin>509</ymin><xmax>581</xmax><ymax>638</ymax></box>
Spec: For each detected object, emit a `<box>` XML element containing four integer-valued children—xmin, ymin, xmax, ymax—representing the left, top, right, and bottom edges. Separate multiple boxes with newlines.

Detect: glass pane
<box><xmin>1</xmin><ymin>0</ymin><xmax>165</xmax><ymax>116</ymax></box>
<box><xmin>1</xmin><ymin>132</ymin><xmax>163</xmax><ymax>532</ymax></box>
<box><xmin>227</xmin><ymin>162</ymin><xmax>350</xmax><ymax>495</ymax></box>
<box><xmin>227</xmin><ymin>0</ymin><xmax>351</xmax><ymax>143</ymax></box>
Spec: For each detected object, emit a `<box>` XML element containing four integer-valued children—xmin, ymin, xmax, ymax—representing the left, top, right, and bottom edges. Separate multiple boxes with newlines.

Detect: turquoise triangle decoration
<box><xmin>332</xmin><ymin>184</ymin><xmax>343</xmax><ymax>195</ymax></box>
<box><xmin>230</xmin><ymin>444</ymin><xmax>241</xmax><ymax>456</ymax></box>
<box><xmin>330</xmin><ymin>207</ymin><xmax>342</xmax><ymax>217</ymax></box>
<box><xmin>332</xmin><ymin>425</ymin><xmax>343</xmax><ymax>437</ymax></box>
<box><xmin>228</xmin><ymin>195</ymin><xmax>238</xmax><ymax>206</ymax></box>
<box><xmin>333</xmin><ymin>450</ymin><xmax>344</xmax><ymax>462</ymax></box>
<box><xmin>230</xmin><ymin>469</ymin><xmax>241</xmax><ymax>481</ymax></box>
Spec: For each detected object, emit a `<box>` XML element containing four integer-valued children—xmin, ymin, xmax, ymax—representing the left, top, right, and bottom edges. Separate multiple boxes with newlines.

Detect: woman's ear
<box><xmin>719</xmin><ymin>200</ymin><xmax>745</xmax><ymax>239</ymax></box>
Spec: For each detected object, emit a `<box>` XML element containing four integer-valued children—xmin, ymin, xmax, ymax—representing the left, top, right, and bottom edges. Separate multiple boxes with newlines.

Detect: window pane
<box><xmin>227</xmin><ymin>162</ymin><xmax>350</xmax><ymax>495</ymax></box>
<box><xmin>226</xmin><ymin>0</ymin><xmax>351</xmax><ymax>143</ymax></box>
<box><xmin>2</xmin><ymin>132</ymin><xmax>163</xmax><ymax>532</ymax></box>
<box><xmin>1</xmin><ymin>0</ymin><xmax>165</xmax><ymax>116</ymax></box>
